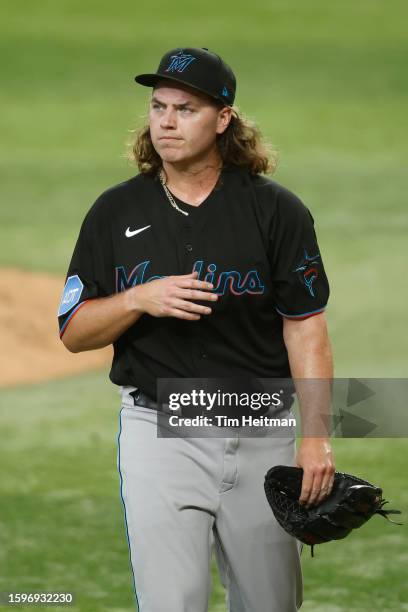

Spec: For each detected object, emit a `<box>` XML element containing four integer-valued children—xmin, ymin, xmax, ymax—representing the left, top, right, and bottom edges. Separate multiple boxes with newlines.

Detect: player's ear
<box><xmin>216</xmin><ymin>106</ymin><xmax>232</xmax><ymax>135</ymax></box>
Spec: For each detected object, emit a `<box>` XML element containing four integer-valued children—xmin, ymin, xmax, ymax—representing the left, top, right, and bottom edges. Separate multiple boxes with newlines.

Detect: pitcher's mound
<box><xmin>0</xmin><ymin>268</ymin><xmax>112</xmax><ymax>388</ymax></box>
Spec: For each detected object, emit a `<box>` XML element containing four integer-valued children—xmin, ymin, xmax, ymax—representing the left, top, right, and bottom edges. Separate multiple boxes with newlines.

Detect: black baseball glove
<box><xmin>264</xmin><ymin>465</ymin><xmax>403</xmax><ymax>557</ymax></box>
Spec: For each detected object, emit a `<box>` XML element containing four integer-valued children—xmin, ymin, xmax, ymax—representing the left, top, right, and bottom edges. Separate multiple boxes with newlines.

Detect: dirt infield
<box><xmin>0</xmin><ymin>268</ymin><xmax>112</xmax><ymax>387</ymax></box>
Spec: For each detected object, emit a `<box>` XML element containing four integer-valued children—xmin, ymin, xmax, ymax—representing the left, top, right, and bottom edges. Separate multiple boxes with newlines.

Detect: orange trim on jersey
<box><xmin>283</xmin><ymin>310</ymin><xmax>324</xmax><ymax>321</ymax></box>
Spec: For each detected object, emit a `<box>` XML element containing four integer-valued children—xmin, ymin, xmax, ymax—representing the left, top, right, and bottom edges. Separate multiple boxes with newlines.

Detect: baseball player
<box><xmin>58</xmin><ymin>47</ymin><xmax>335</xmax><ymax>611</ymax></box>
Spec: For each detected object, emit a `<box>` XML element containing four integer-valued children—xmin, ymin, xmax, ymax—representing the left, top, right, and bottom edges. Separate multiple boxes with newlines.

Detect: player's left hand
<box><xmin>294</xmin><ymin>438</ymin><xmax>335</xmax><ymax>508</ymax></box>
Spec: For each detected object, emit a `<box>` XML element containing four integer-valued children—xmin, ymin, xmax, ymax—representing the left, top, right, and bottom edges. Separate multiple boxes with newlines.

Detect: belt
<box><xmin>128</xmin><ymin>388</ymin><xmax>295</xmax><ymax>427</ymax></box>
<box><xmin>129</xmin><ymin>389</ymin><xmax>161</xmax><ymax>411</ymax></box>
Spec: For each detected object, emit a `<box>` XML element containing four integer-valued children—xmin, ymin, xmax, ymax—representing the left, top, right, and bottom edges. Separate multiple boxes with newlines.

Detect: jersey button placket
<box><xmin>190</xmin><ymin>342</ymin><xmax>209</xmax><ymax>375</ymax></box>
<box><xmin>181</xmin><ymin>220</ymin><xmax>194</xmax><ymax>274</ymax></box>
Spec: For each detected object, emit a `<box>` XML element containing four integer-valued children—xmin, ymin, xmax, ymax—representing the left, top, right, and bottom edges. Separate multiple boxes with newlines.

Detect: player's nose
<box><xmin>160</xmin><ymin>108</ymin><xmax>178</xmax><ymax>129</ymax></box>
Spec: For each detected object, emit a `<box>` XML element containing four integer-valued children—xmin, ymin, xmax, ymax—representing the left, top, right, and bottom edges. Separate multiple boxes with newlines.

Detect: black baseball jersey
<box><xmin>58</xmin><ymin>163</ymin><xmax>330</xmax><ymax>400</ymax></box>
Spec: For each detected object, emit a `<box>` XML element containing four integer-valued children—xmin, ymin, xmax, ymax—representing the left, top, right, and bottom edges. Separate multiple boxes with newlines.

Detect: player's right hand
<box><xmin>131</xmin><ymin>271</ymin><xmax>219</xmax><ymax>320</ymax></box>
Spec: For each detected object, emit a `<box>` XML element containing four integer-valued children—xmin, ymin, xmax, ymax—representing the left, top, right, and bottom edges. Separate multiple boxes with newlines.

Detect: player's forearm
<box><xmin>285</xmin><ymin>332</ymin><xmax>333</xmax><ymax>379</ymax></box>
<box><xmin>283</xmin><ymin>314</ymin><xmax>333</xmax><ymax>438</ymax></box>
<box><xmin>61</xmin><ymin>287</ymin><xmax>144</xmax><ymax>353</ymax></box>
<box><xmin>283</xmin><ymin>312</ymin><xmax>333</xmax><ymax>377</ymax></box>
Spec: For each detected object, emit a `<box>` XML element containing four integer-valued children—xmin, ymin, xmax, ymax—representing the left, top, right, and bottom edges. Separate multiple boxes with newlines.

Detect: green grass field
<box><xmin>1</xmin><ymin>0</ymin><xmax>407</xmax><ymax>610</ymax></box>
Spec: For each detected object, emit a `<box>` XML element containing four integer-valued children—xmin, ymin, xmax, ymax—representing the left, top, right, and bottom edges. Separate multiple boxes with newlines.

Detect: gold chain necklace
<box><xmin>158</xmin><ymin>169</ymin><xmax>189</xmax><ymax>217</ymax></box>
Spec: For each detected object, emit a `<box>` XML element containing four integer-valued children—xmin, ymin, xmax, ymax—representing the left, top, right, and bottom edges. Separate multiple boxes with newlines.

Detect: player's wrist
<box><xmin>125</xmin><ymin>285</ymin><xmax>146</xmax><ymax>316</ymax></box>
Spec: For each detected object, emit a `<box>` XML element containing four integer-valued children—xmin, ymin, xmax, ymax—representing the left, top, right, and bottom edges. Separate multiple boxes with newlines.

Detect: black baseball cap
<box><xmin>134</xmin><ymin>47</ymin><xmax>236</xmax><ymax>106</ymax></box>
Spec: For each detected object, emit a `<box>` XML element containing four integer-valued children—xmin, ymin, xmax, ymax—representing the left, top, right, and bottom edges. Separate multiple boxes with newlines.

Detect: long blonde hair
<box><xmin>125</xmin><ymin>102</ymin><xmax>278</xmax><ymax>176</ymax></box>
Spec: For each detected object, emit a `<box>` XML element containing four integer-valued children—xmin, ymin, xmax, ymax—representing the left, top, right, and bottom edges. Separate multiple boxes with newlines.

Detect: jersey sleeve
<box><xmin>268</xmin><ymin>186</ymin><xmax>330</xmax><ymax>319</ymax></box>
<box><xmin>58</xmin><ymin>196</ymin><xmax>113</xmax><ymax>338</ymax></box>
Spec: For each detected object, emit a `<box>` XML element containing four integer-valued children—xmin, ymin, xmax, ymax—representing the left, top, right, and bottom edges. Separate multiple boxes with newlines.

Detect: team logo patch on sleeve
<box><xmin>58</xmin><ymin>275</ymin><xmax>84</xmax><ymax>316</ymax></box>
<box><xmin>292</xmin><ymin>248</ymin><xmax>320</xmax><ymax>297</ymax></box>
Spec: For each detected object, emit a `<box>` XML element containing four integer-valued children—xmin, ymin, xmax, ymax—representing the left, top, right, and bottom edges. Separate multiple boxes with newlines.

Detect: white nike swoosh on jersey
<box><xmin>125</xmin><ymin>225</ymin><xmax>151</xmax><ymax>238</ymax></box>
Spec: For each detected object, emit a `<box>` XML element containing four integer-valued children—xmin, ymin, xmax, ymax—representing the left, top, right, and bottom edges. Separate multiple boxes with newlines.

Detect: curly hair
<box><xmin>125</xmin><ymin>102</ymin><xmax>279</xmax><ymax>177</ymax></box>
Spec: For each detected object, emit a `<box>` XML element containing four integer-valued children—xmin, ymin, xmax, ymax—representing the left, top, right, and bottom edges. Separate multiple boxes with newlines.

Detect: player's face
<box><xmin>149</xmin><ymin>82</ymin><xmax>231</xmax><ymax>166</ymax></box>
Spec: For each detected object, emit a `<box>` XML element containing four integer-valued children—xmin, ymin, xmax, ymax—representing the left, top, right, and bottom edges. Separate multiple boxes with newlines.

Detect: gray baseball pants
<box><xmin>117</xmin><ymin>385</ymin><xmax>303</xmax><ymax>612</ymax></box>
